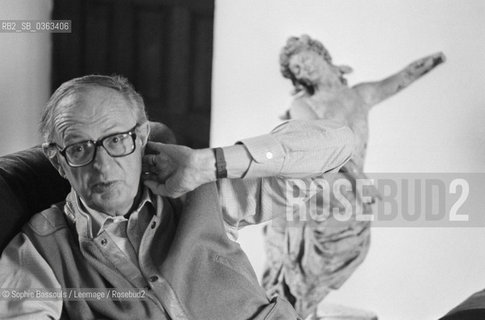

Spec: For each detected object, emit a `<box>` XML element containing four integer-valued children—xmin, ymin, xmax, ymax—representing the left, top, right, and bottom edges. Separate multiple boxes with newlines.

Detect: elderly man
<box><xmin>0</xmin><ymin>75</ymin><xmax>353</xmax><ymax>320</ymax></box>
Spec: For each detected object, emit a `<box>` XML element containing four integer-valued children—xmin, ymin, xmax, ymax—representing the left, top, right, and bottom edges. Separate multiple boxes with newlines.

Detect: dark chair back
<box><xmin>0</xmin><ymin>146</ymin><xmax>69</xmax><ymax>251</ymax></box>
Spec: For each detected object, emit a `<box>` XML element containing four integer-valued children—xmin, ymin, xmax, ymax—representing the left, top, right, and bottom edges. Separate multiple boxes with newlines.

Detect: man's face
<box><xmin>53</xmin><ymin>86</ymin><xmax>147</xmax><ymax>216</ymax></box>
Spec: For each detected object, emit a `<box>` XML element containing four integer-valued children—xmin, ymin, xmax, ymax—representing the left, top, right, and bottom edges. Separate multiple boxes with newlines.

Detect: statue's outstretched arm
<box><xmin>353</xmin><ymin>52</ymin><xmax>446</xmax><ymax>108</ymax></box>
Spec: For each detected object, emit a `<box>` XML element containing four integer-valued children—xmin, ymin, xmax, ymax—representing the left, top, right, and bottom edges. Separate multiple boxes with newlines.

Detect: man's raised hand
<box><xmin>142</xmin><ymin>142</ymin><xmax>215</xmax><ymax>198</ymax></box>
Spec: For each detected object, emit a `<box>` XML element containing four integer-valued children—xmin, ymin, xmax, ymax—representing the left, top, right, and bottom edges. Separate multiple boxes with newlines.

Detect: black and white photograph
<box><xmin>0</xmin><ymin>0</ymin><xmax>484</xmax><ymax>319</ymax></box>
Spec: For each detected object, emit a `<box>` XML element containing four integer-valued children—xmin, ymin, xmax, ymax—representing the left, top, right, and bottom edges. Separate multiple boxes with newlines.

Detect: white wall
<box><xmin>212</xmin><ymin>1</ymin><xmax>485</xmax><ymax>319</ymax></box>
<box><xmin>0</xmin><ymin>0</ymin><xmax>52</xmax><ymax>156</ymax></box>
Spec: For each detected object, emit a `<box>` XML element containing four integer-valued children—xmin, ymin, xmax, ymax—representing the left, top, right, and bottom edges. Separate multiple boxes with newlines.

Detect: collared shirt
<box><xmin>77</xmin><ymin>188</ymin><xmax>155</xmax><ymax>268</ymax></box>
<box><xmin>0</xmin><ymin>119</ymin><xmax>354</xmax><ymax>319</ymax></box>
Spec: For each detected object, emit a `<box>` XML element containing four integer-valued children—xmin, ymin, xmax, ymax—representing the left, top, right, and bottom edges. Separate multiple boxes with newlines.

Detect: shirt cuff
<box><xmin>236</xmin><ymin>135</ymin><xmax>285</xmax><ymax>178</ymax></box>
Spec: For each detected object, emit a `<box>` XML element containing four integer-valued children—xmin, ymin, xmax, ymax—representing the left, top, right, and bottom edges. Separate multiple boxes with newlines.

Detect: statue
<box><xmin>262</xmin><ymin>34</ymin><xmax>445</xmax><ymax>319</ymax></box>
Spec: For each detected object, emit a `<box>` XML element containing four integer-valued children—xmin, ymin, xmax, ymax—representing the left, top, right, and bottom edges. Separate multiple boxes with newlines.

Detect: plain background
<box><xmin>1</xmin><ymin>0</ymin><xmax>484</xmax><ymax>319</ymax></box>
<box><xmin>0</xmin><ymin>0</ymin><xmax>51</xmax><ymax>156</ymax></box>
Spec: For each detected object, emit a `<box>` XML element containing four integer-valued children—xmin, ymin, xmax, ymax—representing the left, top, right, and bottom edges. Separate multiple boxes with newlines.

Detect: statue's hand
<box><xmin>407</xmin><ymin>52</ymin><xmax>446</xmax><ymax>77</ymax></box>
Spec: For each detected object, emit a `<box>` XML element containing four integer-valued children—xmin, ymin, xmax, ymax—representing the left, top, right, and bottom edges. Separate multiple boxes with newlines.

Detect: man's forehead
<box><xmin>65</xmin><ymin>85</ymin><xmax>123</xmax><ymax>103</ymax></box>
<box><xmin>53</xmin><ymin>85</ymin><xmax>136</xmax><ymax>142</ymax></box>
<box><xmin>57</xmin><ymin>86</ymin><xmax>132</xmax><ymax>114</ymax></box>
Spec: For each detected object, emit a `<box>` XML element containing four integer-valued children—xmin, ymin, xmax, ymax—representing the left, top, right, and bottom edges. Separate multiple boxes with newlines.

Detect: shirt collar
<box><xmin>65</xmin><ymin>187</ymin><xmax>159</xmax><ymax>238</ymax></box>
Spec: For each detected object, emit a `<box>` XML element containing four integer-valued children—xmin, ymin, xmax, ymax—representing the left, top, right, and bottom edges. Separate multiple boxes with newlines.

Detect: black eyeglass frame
<box><xmin>43</xmin><ymin>124</ymin><xmax>139</xmax><ymax>168</ymax></box>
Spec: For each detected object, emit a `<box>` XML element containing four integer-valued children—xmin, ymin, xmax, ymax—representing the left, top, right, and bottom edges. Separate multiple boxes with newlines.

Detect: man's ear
<box><xmin>138</xmin><ymin>121</ymin><xmax>150</xmax><ymax>147</ymax></box>
<box><xmin>42</xmin><ymin>144</ymin><xmax>67</xmax><ymax>178</ymax></box>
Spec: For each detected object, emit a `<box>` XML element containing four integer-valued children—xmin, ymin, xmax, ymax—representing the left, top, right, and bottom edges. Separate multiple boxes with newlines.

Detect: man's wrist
<box><xmin>221</xmin><ymin>145</ymin><xmax>251</xmax><ymax>179</ymax></box>
<box><xmin>213</xmin><ymin>148</ymin><xmax>227</xmax><ymax>179</ymax></box>
<box><xmin>193</xmin><ymin>148</ymin><xmax>217</xmax><ymax>184</ymax></box>
<box><xmin>195</xmin><ymin>145</ymin><xmax>251</xmax><ymax>181</ymax></box>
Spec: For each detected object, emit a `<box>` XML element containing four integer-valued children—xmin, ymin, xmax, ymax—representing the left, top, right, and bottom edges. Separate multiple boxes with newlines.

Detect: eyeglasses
<box><xmin>43</xmin><ymin>124</ymin><xmax>139</xmax><ymax>168</ymax></box>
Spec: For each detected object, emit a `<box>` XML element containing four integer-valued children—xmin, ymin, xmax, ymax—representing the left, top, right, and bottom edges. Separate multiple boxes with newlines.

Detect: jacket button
<box><xmin>100</xmin><ymin>239</ymin><xmax>107</xmax><ymax>246</ymax></box>
<box><xmin>149</xmin><ymin>276</ymin><xmax>159</xmax><ymax>282</ymax></box>
<box><xmin>151</xmin><ymin>221</ymin><xmax>156</xmax><ymax>229</ymax></box>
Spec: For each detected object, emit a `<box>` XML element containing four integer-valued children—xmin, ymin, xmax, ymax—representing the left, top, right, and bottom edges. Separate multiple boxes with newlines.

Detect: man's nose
<box><xmin>92</xmin><ymin>146</ymin><xmax>113</xmax><ymax>170</ymax></box>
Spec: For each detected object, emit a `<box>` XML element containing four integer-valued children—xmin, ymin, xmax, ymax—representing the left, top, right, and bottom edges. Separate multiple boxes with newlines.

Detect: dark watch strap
<box><xmin>213</xmin><ymin>147</ymin><xmax>227</xmax><ymax>179</ymax></box>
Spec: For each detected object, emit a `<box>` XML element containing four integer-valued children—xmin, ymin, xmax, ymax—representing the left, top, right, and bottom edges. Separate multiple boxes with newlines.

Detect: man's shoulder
<box><xmin>23</xmin><ymin>202</ymin><xmax>68</xmax><ymax>236</ymax></box>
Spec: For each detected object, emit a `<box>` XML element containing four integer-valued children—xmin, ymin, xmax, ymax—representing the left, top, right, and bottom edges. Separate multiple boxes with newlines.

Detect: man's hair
<box><xmin>279</xmin><ymin>34</ymin><xmax>347</xmax><ymax>94</ymax></box>
<box><xmin>40</xmin><ymin>75</ymin><xmax>148</xmax><ymax>142</ymax></box>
